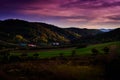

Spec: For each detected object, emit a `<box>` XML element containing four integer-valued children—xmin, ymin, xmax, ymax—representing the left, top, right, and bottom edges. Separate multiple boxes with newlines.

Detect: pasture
<box><xmin>0</xmin><ymin>41</ymin><xmax>120</xmax><ymax>80</ymax></box>
<box><xmin>11</xmin><ymin>41</ymin><xmax>120</xmax><ymax>58</ymax></box>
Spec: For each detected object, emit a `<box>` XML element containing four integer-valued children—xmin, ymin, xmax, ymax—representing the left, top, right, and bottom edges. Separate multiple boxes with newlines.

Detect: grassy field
<box><xmin>0</xmin><ymin>61</ymin><xmax>104</xmax><ymax>80</ymax></box>
<box><xmin>1</xmin><ymin>41</ymin><xmax>120</xmax><ymax>80</ymax></box>
<box><xmin>76</xmin><ymin>41</ymin><xmax>120</xmax><ymax>55</ymax></box>
<box><xmin>11</xmin><ymin>41</ymin><xmax>120</xmax><ymax>58</ymax></box>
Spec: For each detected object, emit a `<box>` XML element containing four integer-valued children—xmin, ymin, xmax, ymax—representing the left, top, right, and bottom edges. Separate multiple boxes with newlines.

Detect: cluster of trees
<box><xmin>0</xmin><ymin>50</ymin><xmax>40</xmax><ymax>63</ymax></box>
<box><xmin>0</xmin><ymin>49</ymin><xmax>77</xmax><ymax>63</ymax></box>
<box><xmin>0</xmin><ymin>47</ymin><xmax>108</xmax><ymax>63</ymax></box>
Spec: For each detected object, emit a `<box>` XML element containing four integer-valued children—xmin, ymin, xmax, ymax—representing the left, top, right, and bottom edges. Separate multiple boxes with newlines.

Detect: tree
<box><xmin>71</xmin><ymin>50</ymin><xmax>76</xmax><ymax>57</ymax></box>
<box><xmin>33</xmin><ymin>53</ymin><xmax>39</xmax><ymax>59</ymax></box>
<box><xmin>59</xmin><ymin>53</ymin><xmax>64</xmax><ymax>58</ymax></box>
<box><xmin>16</xmin><ymin>35</ymin><xmax>23</xmax><ymax>40</ymax></box>
<box><xmin>0</xmin><ymin>50</ymin><xmax>10</xmax><ymax>62</ymax></box>
<box><xmin>15</xmin><ymin>34</ymin><xmax>27</xmax><ymax>42</ymax></box>
<box><xmin>103</xmin><ymin>47</ymin><xmax>109</xmax><ymax>54</ymax></box>
<box><xmin>91</xmin><ymin>48</ymin><xmax>99</xmax><ymax>56</ymax></box>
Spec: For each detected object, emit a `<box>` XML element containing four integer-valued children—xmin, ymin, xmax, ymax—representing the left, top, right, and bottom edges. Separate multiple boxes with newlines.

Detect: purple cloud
<box><xmin>0</xmin><ymin>0</ymin><xmax>120</xmax><ymax>29</ymax></box>
<box><xmin>61</xmin><ymin>0</ymin><xmax>120</xmax><ymax>9</ymax></box>
<box><xmin>107</xmin><ymin>15</ymin><xmax>120</xmax><ymax>20</ymax></box>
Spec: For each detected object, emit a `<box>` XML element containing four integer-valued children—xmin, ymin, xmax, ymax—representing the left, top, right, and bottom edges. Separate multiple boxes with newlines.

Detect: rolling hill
<box><xmin>0</xmin><ymin>19</ymin><xmax>119</xmax><ymax>47</ymax></box>
<box><xmin>72</xmin><ymin>28</ymin><xmax>120</xmax><ymax>44</ymax></box>
<box><xmin>65</xmin><ymin>27</ymin><xmax>102</xmax><ymax>37</ymax></box>
<box><xmin>0</xmin><ymin>19</ymin><xmax>81</xmax><ymax>44</ymax></box>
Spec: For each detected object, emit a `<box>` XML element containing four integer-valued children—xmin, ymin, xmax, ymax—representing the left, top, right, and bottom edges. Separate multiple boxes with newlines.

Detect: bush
<box><xmin>102</xmin><ymin>47</ymin><xmax>109</xmax><ymax>54</ymax></box>
<box><xmin>9</xmin><ymin>55</ymin><xmax>21</xmax><ymax>62</ymax></box>
<box><xmin>33</xmin><ymin>53</ymin><xmax>39</xmax><ymax>60</ymax></box>
<box><xmin>76</xmin><ymin>44</ymin><xmax>87</xmax><ymax>49</ymax></box>
<box><xmin>0</xmin><ymin>50</ymin><xmax>10</xmax><ymax>62</ymax></box>
<box><xmin>71</xmin><ymin>50</ymin><xmax>76</xmax><ymax>57</ymax></box>
<box><xmin>20</xmin><ymin>53</ymin><xmax>27</xmax><ymax>57</ymax></box>
<box><xmin>91</xmin><ymin>48</ymin><xmax>99</xmax><ymax>56</ymax></box>
<box><xmin>59</xmin><ymin>53</ymin><xmax>64</xmax><ymax>58</ymax></box>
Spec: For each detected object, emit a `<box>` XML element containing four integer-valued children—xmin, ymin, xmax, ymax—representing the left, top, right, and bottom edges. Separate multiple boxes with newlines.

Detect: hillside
<box><xmin>65</xmin><ymin>27</ymin><xmax>102</xmax><ymax>37</ymax></box>
<box><xmin>72</xmin><ymin>28</ymin><xmax>120</xmax><ymax>44</ymax></box>
<box><xmin>0</xmin><ymin>19</ymin><xmax>81</xmax><ymax>44</ymax></box>
<box><xmin>0</xmin><ymin>19</ymin><xmax>119</xmax><ymax>47</ymax></box>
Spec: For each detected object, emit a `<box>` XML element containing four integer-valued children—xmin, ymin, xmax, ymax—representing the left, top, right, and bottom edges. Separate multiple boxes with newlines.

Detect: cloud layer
<box><xmin>0</xmin><ymin>0</ymin><xmax>120</xmax><ymax>28</ymax></box>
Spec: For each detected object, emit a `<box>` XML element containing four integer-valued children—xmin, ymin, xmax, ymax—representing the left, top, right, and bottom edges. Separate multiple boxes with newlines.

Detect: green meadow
<box><xmin>11</xmin><ymin>41</ymin><xmax>120</xmax><ymax>58</ymax></box>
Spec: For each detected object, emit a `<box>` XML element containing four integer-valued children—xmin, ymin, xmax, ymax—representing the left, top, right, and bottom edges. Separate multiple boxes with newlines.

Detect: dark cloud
<box><xmin>0</xmin><ymin>0</ymin><xmax>52</xmax><ymax>10</ymax></box>
<box><xmin>0</xmin><ymin>0</ymin><xmax>34</xmax><ymax>6</ymax></box>
<box><xmin>61</xmin><ymin>0</ymin><xmax>120</xmax><ymax>9</ymax></box>
<box><xmin>0</xmin><ymin>0</ymin><xmax>33</xmax><ymax>12</ymax></box>
<box><xmin>53</xmin><ymin>16</ymin><xmax>91</xmax><ymax>19</ymax></box>
<box><xmin>107</xmin><ymin>15</ymin><xmax>120</xmax><ymax>21</ymax></box>
<box><xmin>94</xmin><ymin>1</ymin><xmax>120</xmax><ymax>9</ymax></box>
<box><xmin>0</xmin><ymin>0</ymin><xmax>55</xmax><ymax>6</ymax></box>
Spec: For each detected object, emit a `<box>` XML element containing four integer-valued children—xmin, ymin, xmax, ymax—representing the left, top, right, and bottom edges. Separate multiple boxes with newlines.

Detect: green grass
<box><xmin>76</xmin><ymin>41</ymin><xmax>120</xmax><ymax>55</ymax></box>
<box><xmin>11</xmin><ymin>48</ymin><xmax>75</xmax><ymax>58</ymax></box>
<box><xmin>11</xmin><ymin>41</ymin><xmax>120</xmax><ymax>58</ymax></box>
<box><xmin>29</xmin><ymin>49</ymin><xmax>74</xmax><ymax>58</ymax></box>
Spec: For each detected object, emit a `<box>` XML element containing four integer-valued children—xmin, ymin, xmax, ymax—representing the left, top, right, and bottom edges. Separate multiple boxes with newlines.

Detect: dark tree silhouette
<box><xmin>9</xmin><ymin>55</ymin><xmax>21</xmax><ymax>62</ymax></box>
<box><xmin>103</xmin><ymin>47</ymin><xmax>109</xmax><ymax>54</ymax></box>
<box><xmin>71</xmin><ymin>50</ymin><xmax>76</xmax><ymax>57</ymax></box>
<box><xmin>91</xmin><ymin>48</ymin><xmax>99</xmax><ymax>56</ymax></box>
<box><xmin>33</xmin><ymin>53</ymin><xmax>39</xmax><ymax>60</ymax></box>
<box><xmin>59</xmin><ymin>53</ymin><xmax>64</xmax><ymax>58</ymax></box>
<box><xmin>0</xmin><ymin>50</ymin><xmax>10</xmax><ymax>62</ymax></box>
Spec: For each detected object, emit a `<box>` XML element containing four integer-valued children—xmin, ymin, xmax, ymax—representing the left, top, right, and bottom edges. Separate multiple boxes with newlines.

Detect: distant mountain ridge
<box><xmin>72</xmin><ymin>28</ymin><xmax>120</xmax><ymax>44</ymax></box>
<box><xmin>99</xmin><ymin>28</ymin><xmax>113</xmax><ymax>32</ymax></box>
<box><xmin>65</xmin><ymin>27</ymin><xmax>102</xmax><ymax>37</ymax></box>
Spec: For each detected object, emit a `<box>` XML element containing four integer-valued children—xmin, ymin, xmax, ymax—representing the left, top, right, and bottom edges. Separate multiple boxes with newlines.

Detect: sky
<box><xmin>0</xmin><ymin>0</ymin><xmax>120</xmax><ymax>29</ymax></box>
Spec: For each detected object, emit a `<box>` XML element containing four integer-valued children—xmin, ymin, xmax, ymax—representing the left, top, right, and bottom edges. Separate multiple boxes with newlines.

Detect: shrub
<box><xmin>0</xmin><ymin>50</ymin><xmax>10</xmax><ymax>62</ymax></box>
<box><xmin>59</xmin><ymin>53</ymin><xmax>64</xmax><ymax>58</ymax></box>
<box><xmin>76</xmin><ymin>44</ymin><xmax>87</xmax><ymax>49</ymax></box>
<box><xmin>71</xmin><ymin>50</ymin><xmax>76</xmax><ymax>57</ymax></box>
<box><xmin>33</xmin><ymin>53</ymin><xmax>39</xmax><ymax>60</ymax></box>
<box><xmin>91</xmin><ymin>48</ymin><xmax>99</xmax><ymax>56</ymax></box>
<box><xmin>20</xmin><ymin>53</ymin><xmax>27</xmax><ymax>57</ymax></box>
<box><xmin>102</xmin><ymin>47</ymin><xmax>109</xmax><ymax>54</ymax></box>
<box><xmin>9</xmin><ymin>55</ymin><xmax>21</xmax><ymax>62</ymax></box>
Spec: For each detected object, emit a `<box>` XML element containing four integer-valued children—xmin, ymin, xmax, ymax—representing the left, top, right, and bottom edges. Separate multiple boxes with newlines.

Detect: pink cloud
<box><xmin>1</xmin><ymin>0</ymin><xmax>120</xmax><ymax>28</ymax></box>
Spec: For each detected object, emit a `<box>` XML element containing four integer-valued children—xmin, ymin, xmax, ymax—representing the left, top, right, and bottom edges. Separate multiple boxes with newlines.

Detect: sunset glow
<box><xmin>0</xmin><ymin>0</ymin><xmax>120</xmax><ymax>29</ymax></box>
